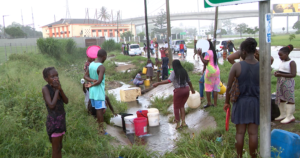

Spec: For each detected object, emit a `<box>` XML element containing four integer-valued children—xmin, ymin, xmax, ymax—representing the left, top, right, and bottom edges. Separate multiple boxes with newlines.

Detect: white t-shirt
<box><xmin>84</xmin><ymin>90</ymin><xmax>89</xmax><ymax>109</ymax></box>
<box><xmin>164</xmin><ymin>43</ymin><xmax>168</xmax><ymax>48</ymax></box>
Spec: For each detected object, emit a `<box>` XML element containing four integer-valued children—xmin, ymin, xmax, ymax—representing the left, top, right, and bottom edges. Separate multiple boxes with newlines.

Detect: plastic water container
<box><xmin>136</xmin><ymin>110</ymin><xmax>148</xmax><ymax>123</ymax></box>
<box><xmin>144</xmin><ymin>79</ymin><xmax>150</xmax><ymax>87</ymax></box>
<box><xmin>271</xmin><ymin>129</ymin><xmax>300</xmax><ymax>158</ymax></box>
<box><xmin>134</xmin><ymin>117</ymin><xmax>148</xmax><ymax>136</ymax></box>
<box><xmin>147</xmin><ymin>112</ymin><xmax>160</xmax><ymax>126</ymax></box>
<box><xmin>124</xmin><ymin>115</ymin><xmax>137</xmax><ymax>134</ymax></box>
<box><xmin>219</xmin><ymin>82</ymin><xmax>226</xmax><ymax>95</ymax></box>
<box><xmin>142</xmin><ymin>67</ymin><xmax>147</xmax><ymax>74</ymax></box>
<box><xmin>187</xmin><ymin>91</ymin><xmax>201</xmax><ymax>109</ymax></box>
<box><xmin>148</xmin><ymin>108</ymin><xmax>159</xmax><ymax>114</ymax></box>
<box><xmin>120</xmin><ymin>113</ymin><xmax>133</xmax><ymax>133</ymax></box>
<box><xmin>110</xmin><ymin>114</ymin><xmax>122</xmax><ymax>127</ymax></box>
<box><xmin>168</xmin><ymin>68</ymin><xmax>173</xmax><ymax>75</ymax></box>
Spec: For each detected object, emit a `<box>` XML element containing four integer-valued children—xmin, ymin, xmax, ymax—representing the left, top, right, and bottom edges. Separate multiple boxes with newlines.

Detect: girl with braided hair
<box><xmin>274</xmin><ymin>44</ymin><xmax>297</xmax><ymax>124</ymax></box>
<box><xmin>42</xmin><ymin>67</ymin><xmax>69</xmax><ymax>158</ymax></box>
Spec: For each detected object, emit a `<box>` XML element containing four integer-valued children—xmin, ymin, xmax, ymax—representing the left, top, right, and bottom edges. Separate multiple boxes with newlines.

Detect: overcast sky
<box><xmin>0</xmin><ymin>0</ymin><xmax>299</xmax><ymax>32</ymax></box>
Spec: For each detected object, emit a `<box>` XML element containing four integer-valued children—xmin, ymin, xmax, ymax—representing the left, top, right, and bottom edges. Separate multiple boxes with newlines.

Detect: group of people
<box><xmin>42</xmin><ymin>36</ymin><xmax>297</xmax><ymax>158</ymax></box>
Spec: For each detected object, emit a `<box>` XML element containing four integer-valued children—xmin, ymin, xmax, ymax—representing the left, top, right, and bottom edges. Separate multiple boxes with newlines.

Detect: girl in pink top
<box><xmin>198</xmin><ymin>40</ymin><xmax>220</xmax><ymax>108</ymax></box>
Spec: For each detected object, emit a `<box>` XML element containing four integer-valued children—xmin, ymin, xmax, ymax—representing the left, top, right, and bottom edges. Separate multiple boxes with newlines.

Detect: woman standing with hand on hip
<box><xmin>153</xmin><ymin>60</ymin><xmax>195</xmax><ymax>129</ymax></box>
<box><xmin>223</xmin><ymin>39</ymin><xmax>260</xmax><ymax>158</ymax></box>
<box><xmin>274</xmin><ymin>45</ymin><xmax>297</xmax><ymax>124</ymax></box>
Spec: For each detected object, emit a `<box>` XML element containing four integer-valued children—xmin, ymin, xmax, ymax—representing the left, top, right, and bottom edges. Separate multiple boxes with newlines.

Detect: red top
<box><xmin>160</xmin><ymin>49</ymin><xmax>166</xmax><ymax>58</ymax></box>
<box><xmin>180</xmin><ymin>44</ymin><xmax>184</xmax><ymax>50</ymax></box>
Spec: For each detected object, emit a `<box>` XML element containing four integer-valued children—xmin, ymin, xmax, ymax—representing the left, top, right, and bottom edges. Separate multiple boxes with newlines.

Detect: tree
<box><xmin>5</xmin><ymin>27</ymin><xmax>26</xmax><ymax>38</ymax></box>
<box><xmin>137</xmin><ymin>32</ymin><xmax>145</xmax><ymax>40</ymax></box>
<box><xmin>289</xmin><ymin>34</ymin><xmax>295</xmax><ymax>42</ymax></box>
<box><xmin>243</xmin><ymin>28</ymin><xmax>254</xmax><ymax>37</ymax></box>
<box><xmin>6</xmin><ymin>22</ymin><xmax>42</xmax><ymax>38</ymax></box>
<box><xmin>220</xmin><ymin>29</ymin><xmax>227</xmax><ymax>35</ymax></box>
<box><xmin>253</xmin><ymin>26</ymin><xmax>259</xmax><ymax>37</ymax></box>
<box><xmin>121</xmin><ymin>31</ymin><xmax>133</xmax><ymax>41</ymax></box>
<box><xmin>235</xmin><ymin>23</ymin><xmax>248</xmax><ymax>37</ymax></box>
<box><xmin>172</xmin><ymin>27</ymin><xmax>183</xmax><ymax>34</ymax></box>
<box><xmin>292</xmin><ymin>21</ymin><xmax>300</xmax><ymax>34</ymax></box>
<box><xmin>152</xmin><ymin>10</ymin><xmax>167</xmax><ymax>36</ymax></box>
<box><xmin>98</xmin><ymin>7</ymin><xmax>111</xmax><ymax>22</ymax></box>
<box><xmin>222</xmin><ymin>19</ymin><xmax>236</xmax><ymax>35</ymax></box>
<box><xmin>187</xmin><ymin>28</ymin><xmax>197</xmax><ymax>36</ymax></box>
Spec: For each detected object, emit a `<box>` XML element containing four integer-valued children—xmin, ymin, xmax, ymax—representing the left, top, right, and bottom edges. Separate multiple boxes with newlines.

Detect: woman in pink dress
<box><xmin>198</xmin><ymin>40</ymin><xmax>220</xmax><ymax>108</ymax></box>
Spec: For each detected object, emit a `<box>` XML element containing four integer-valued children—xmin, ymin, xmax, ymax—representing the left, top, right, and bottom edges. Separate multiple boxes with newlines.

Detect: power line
<box><xmin>149</xmin><ymin>3</ymin><xmax>166</xmax><ymax>14</ymax></box>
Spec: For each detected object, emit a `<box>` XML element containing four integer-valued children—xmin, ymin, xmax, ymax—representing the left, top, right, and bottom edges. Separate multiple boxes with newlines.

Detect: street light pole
<box><xmin>259</xmin><ymin>1</ymin><xmax>271</xmax><ymax>157</ymax></box>
<box><xmin>166</xmin><ymin>0</ymin><xmax>172</xmax><ymax>65</ymax></box>
<box><xmin>3</xmin><ymin>15</ymin><xmax>9</xmax><ymax>38</ymax></box>
<box><xmin>213</xmin><ymin>7</ymin><xmax>218</xmax><ymax>49</ymax></box>
<box><xmin>144</xmin><ymin>0</ymin><xmax>150</xmax><ymax>59</ymax></box>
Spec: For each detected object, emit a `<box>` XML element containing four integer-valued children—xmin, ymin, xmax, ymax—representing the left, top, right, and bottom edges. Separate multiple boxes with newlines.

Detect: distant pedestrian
<box><xmin>162</xmin><ymin>51</ymin><xmax>169</xmax><ymax>80</ymax></box>
<box><xmin>180</xmin><ymin>41</ymin><xmax>185</xmax><ymax>58</ymax></box>
<box><xmin>155</xmin><ymin>58</ymin><xmax>162</xmax><ymax>82</ymax></box>
<box><xmin>227</xmin><ymin>40</ymin><xmax>236</xmax><ymax>55</ymax></box>
<box><xmin>153</xmin><ymin>60</ymin><xmax>195</xmax><ymax>129</ymax></box>
<box><xmin>155</xmin><ymin>41</ymin><xmax>159</xmax><ymax>58</ymax></box>
<box><xmin>42</xmin><ymin>67</ymin><xmax>68</xmax><ymax>158</ymax></box>
<box><xmin>160</xmin><ymin>47</ymin><xmax>166</xmax><ymax>58</ymax></box>
<box><xmin>133</xmin><ymin>70</ymin><xmax>144</xmax><ymax>86</ymax></box>
<box><xmin>146</xmin><ymin>59</ymin><xmax>154</xmax><ymax>81</ymax></box>
<box><xmin>164</xmin><ymin>41</ymin><xmax>168</xmax><ymax>48</ymax></box>
<box><xmin>122</xmin><ymin>43</ymin><xmax>124</xmax><ymax>54</ymax></box>
<box><xmin>193</xmin><ymin>40</ymin><xmax>199</xmax><ymax>60</ymax></box>
<box><xmin>274</xmin><ymin>44</ymin><xmax>297</xmax><ymax>124</ymax></box>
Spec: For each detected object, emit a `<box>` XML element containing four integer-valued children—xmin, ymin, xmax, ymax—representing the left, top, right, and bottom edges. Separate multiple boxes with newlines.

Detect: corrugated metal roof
<box><xmin>43</xmin><ymin>19</ymin><xmax>105</xmax><ymax>27</ymax></box>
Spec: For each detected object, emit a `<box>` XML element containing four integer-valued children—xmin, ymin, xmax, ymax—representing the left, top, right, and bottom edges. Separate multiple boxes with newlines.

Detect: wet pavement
<box><xmin>108</xmin><ymin>82</ymin><xmax>216</xmax><ymax>155</ymax></box>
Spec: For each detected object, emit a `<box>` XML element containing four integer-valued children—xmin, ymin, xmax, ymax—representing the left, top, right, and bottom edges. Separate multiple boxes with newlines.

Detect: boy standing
<box><xmin>84</xmin><ymin>49</ymin><xmax>107</xmax><ymax>134</ymax></box>
<box><xmin>180</xmin><ymin>41</ymin><xmax>185</xmax><ymax>58</ymax></box>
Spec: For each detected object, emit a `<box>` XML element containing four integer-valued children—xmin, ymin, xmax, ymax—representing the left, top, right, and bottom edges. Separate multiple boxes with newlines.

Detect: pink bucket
<box><xmin>86</xmin><ymin>45</ymin><xmax>101</xmax><ymax>59</ymax></box>
<box><xmin>133</xmin><ymin>117</ymin><xmax>147</xmax><ymax>136</ymax></box>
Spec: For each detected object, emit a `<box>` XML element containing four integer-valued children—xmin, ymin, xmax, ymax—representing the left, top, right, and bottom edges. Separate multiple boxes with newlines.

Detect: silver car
<box><xmin>128</xmin><ymin>44</ymin><xmax>142</xmax><ymax>56</ymax></box>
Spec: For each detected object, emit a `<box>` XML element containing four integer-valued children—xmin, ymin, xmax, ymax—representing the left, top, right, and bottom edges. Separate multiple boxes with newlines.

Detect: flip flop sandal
<box><xmin>181</xmin><ymin>124</ymin><xmax>188</xmax><ymax>128</ymax></box>
<box><xmin>203</xmin><ymin>104</ymin><xmax>211</xmax><ymax>108</ymax></box>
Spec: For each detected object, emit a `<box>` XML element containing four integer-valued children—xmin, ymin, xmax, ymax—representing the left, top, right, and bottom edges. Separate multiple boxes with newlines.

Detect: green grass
<box><xmin>0</xmin><ymin>45</ymin><xmax>38</xmax><ymax>65</ymax></box>
<box><xmin>233</xmin><ymin>34</ymin><xmax>300</xmax><ymax>48</ymax></box>
<box><xmin>150</xmin><ymin>95</ymin><xmax>173</xmax><ymax>116</ymax></box>
<box><xmin>0</xmin><ymin>49</ymin><xmax>159</xmax><ymax>157</ymax></box>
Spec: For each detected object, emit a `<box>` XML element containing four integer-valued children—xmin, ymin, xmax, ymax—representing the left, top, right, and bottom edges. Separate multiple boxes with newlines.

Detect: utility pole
<box><xmin>117</xmin><ymin>11</ymin><xmax>119</xmax><ymax>43</ymax></box>
<box><xmin>31</xmin><ymin>8</ymin><xmax>35</xmax><ymax>38</ymax></box>
<box><xmin>144</xmin><ymin>0</ymin><xmax>150</xmax><ymax>59</ymax></box>
<box><xmin>54</xmin><ymin>15</ymin><xmax>56</xmax><ymax>22</ymax></box>
<box><xmin>197</xmin><ymin>0</ymin><xmax>200</xmax><ymax>38</ymax></box>
<box><xmin>3</xmin><ymin>15</ymin><xmax>9</xmax><ymax>38</ymax></box>
<box><xmin>166</xmin><ymin>0</ymin><xmax>172</xmax><ymax>65</ymax></box>
<box><xmin>21</xmin><ymin>10</ymin><xmax>24</xmax><ymax>26</ymax></box>
<box><xmin>213</xmin><ymin>7</ymin><xmax>218</xmax><ymax>49</ymax></box>
<box><xmin>259</xmin><ymin>1</ymin><xmax>271</xmax><ymax>158</ymax></box>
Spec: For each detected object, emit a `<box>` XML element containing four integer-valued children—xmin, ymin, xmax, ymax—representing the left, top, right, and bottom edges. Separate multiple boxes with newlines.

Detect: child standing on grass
<box><xmin>274</xmin><ymin>44</ymin><xmax>297</xmax><ymax>124</ymax></box>
<box><xmin>84</xmin><ymin>56</ymin><xmax>95</xmax><ymax>72</ymax></box>
<box><xmin>133</xmin><ymin>70</ymin><xmax>145</xmax><ymax>86</ymax></box>
<box><xmin>84</xmin><ymin>49</ymin><xmax>108</xmax><ymax>135</ymax></box>
<box><xmin>146</xmin><ymin>59</ymin><xmax>154</xmax><ymax>81</ymax></box>
<box><xmin>155</xmin><ymin>58</ymin><xmax>162</xmax><ymax>82</ymax></box>
<box><xmin>42</xmin><ymin>67</ymin><xmax>69</xmax><ymax>158</ymax></box>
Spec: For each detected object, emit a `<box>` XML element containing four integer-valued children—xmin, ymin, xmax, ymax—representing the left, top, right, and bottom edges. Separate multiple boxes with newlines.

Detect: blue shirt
<box><xmin>88</xmin><ymin>62</ymin><xmax>105</xmax><ymax>101</ymax></box>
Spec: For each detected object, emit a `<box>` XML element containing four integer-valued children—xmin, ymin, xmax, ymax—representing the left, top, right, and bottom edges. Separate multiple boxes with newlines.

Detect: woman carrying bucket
<box><xmin>153</xmin><ymin>60</ymin><xmax>195</xmax><ymax>129</ymax></box>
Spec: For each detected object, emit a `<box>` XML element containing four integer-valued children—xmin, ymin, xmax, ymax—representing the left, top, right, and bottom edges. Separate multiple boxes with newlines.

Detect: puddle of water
<box><xmin>115</xmin><ymin>62</ymin><xmax>136</xmax><ymax>72</ymax></box>
<box><xmin>108</xmin><ymin>82</ymin><xmax>217</xmax><ymax>155</ymax></box>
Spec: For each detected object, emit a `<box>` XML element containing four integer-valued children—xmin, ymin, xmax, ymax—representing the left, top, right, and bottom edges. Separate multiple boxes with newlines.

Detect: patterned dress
<box><xmin>204</xmin><ymin>50</ymin><xmax>220</xmax><ymax>92</ymax></box>
<box><xmin>45</xmin><ymin>84</ymin><xmax>66</xmax><ymax>142</ymax></box>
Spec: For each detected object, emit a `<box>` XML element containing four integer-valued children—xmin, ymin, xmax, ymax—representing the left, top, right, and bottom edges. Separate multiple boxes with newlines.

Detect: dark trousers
<box><xmin>162</xmin><ymin>67</ymin><xmax>168</xmax><ymax>80</ymax></box>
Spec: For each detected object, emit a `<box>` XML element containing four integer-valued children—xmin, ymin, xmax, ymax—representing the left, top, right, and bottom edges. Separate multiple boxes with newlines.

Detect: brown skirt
<box><xmin>146</xmin><ymin>67</ymin><xmax>154</xmax><ymax>77</ymax></box>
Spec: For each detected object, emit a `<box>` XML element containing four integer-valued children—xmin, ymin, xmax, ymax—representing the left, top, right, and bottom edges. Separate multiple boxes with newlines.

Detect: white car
<box><xmin>128</xmin><ymin>44</ymin><xmax>142</xmax><ymax>56</ymax></box>
<box><xmin>215</xmin><ymin>40</ymin><xmax>228</xmax><ymax>52</ymax></box>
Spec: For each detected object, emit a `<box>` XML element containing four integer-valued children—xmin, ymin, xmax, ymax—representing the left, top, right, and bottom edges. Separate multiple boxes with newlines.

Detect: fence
<box><xmin>0</xmin><ymin>43</ymin><xmax>38</xmax><ymax>65</ymax></box>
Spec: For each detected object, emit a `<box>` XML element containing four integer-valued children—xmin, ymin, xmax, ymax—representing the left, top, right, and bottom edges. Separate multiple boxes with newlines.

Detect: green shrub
<box><xmin>64</xmin><ymin>38</ymin><xmax>76</xmax><ymax>54</ymax></box>
<box><xmin>182</xmin><ymin>61</ymin><xmax>194</xmax><ymax>72</ymax></box>
<box><xmin>101</xmin><ymin>39</ymin><xmax>116</xmax><ymax>52</ymax></box>
<box><xmin>114</xmin><ymin>42</ymin><xmax>122</xmax><ymax>52</ymax></box>
<box><xmin>295</xmin><ymin>30</ymin><xmax>300</xmax><ymax>34</ymax></box>
<box><xmin>37</xmin><ymin>38</ymin><xmax>62</xmax><ymax>59</ymax></box>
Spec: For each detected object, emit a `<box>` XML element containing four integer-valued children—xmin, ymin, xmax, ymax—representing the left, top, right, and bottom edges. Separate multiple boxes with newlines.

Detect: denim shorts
<box><xmin>180</xmin><ymin>49</ymin><xmax>184</xmax><ymax>53</ymax></box>
<box><xmin>91</xmin><ymin>99</ymin><xmax>106</xmax><ymax>110</ymax></box>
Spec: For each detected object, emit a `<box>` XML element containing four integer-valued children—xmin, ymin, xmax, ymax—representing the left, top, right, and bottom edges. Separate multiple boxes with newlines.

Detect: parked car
<box><xmin>171</xmin><ymin>40</ymin><xmax>187</xmax><ymax>54</ymax></box>
<box><xmin>128</xmin><ymin>44</ymin><xmax>142</xmax><ymax>56</ymax></box>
